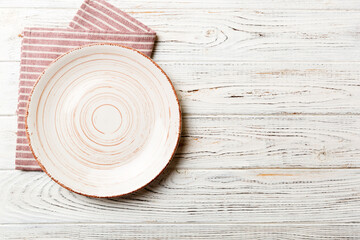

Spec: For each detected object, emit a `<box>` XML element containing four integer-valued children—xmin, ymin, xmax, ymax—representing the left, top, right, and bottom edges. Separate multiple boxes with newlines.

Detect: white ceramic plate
<box><xmin>26</xmin><ymin>44</ymin><xmax>181</xmax><ymax>198</ymax></box>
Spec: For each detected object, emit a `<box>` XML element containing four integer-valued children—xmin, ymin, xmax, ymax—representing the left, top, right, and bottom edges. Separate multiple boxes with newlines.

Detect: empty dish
<box><xmin>26</xmin><ymin>43</ymin><xmax>181</xmax><ymax>197</ymax></box>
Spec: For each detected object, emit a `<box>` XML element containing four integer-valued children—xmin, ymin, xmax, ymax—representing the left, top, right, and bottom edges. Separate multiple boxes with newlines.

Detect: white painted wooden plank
<box><xmin>2</xmin><ymin>115</ymin><xmax>360</xmax><ymax>169</ymax></box>
<box><xmin>166</xmin><ymin>62</ymin><xmax>360</xmax><ymax>115</ymax></box>
<box><xmin>177</xmin><ymin>115</ymin><xmax>360</xmax><ymax>169</ymax></box>
<box><xmin>0</xmin><ymin>116</ymin><xmax>16</xmax><ymax>170</ymax></box>
<box><xmin>2</xmin><ymin>62</ymin><xmax>360</xmax><ymax>116</ymax></box>
<box><xmin>0</xmin><ymin>62</ymin><xmax>19</xmax><ymax>115</ymax></box>
<box><xmin>0</xmin><ymin>0</ymin><xmax>359</xmax><ymax>10</ymax></box>
<box><xmin>2</xmin><ymin>224</ymin><xmax>360</xmax><ymax>239</ymax></box>
<box><xmin>1</xmin><ymin>169</ymin><xmax>360</xmax><ymax>223</ymax></box>
<box><xmin>1</xmin><ymin>9</ymin><xmax>360</xmax><ymax>62</ymax></box>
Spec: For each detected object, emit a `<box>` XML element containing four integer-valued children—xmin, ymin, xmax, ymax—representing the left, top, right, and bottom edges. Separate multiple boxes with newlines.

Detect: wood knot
<box><xmin>205</xmin><ymin>29</ymin><xmax>216</xmax><ymax>37</ymax></box>
<box><xmin>317</xmin><ymin>147</ymin><xmax>328</xmax><ymax>161</ymax></box>
<box><xmin>317</xmin><ymin>150</ymin><xmax>327</xmax><ymax>161</ymax></box>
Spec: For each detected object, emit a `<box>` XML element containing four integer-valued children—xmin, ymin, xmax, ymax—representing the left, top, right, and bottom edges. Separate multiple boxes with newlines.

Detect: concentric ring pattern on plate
<box><xmin>26</xmin><ymin>44</ymin><xmax>181</xmax><ymax>197</ymax></box>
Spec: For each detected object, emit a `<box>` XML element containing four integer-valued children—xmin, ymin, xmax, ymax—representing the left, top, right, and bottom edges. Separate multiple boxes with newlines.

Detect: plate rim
<box><xmin>25</xmin><ymin>43</ymin><xmax>182</xmax><ymax>198</ymax></box>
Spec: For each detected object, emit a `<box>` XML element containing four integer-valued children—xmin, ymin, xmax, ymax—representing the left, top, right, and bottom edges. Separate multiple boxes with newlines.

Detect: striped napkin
<box><xmin>16</xmin><ymin>0</ymin><xmax>156</xmax><ymax>171</ymax></box>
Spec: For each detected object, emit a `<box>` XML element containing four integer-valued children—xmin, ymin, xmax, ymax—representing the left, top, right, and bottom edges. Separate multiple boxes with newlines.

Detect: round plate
<box><xmin>26</xmin><ymin>44</ymin><xmax>181</xmax><ymax>198</ymax></box>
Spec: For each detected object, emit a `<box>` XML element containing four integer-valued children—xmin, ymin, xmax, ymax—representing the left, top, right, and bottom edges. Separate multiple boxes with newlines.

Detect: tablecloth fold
<box><xmin>16</xmin><ymin>0</ymin><xmax>156</xmax><ymax>170</ymax></box>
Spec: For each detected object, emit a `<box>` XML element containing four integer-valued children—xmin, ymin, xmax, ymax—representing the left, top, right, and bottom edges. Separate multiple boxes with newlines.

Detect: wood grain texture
<box><xmin>2</xmin><ymin>115</ymin><xmax>360</xmax><ymax>169</ymax></box>
<box><xmin>1</xmin><ymin>9</ymin><xmax>360</xmax><ymax>62</ymax></box>
<box><xmin>177</xmin><ymin>115</ymin><xmax>360</xmax><ymax>169</ymax></box>
<box><xmin>0</xmin><ymin>0</ymin><xmax>359</xmax><ymax>10</ymax></box>
<box><xmin>1</xmin><ymin>169</ymin><xmax>360</xmax><ymax>224</ymax></box>
<box><xmin>3</xmin><ymin>62</ymin><xmax>360</xmax><ymax>116</ymax></box>
<box><xmin>0</xmin><ymin>62</ymin><xmax>18</xmax><ymax>115</ymax></box>
<box><xmin>1</xmin><ymin>0</ymin><xmax>360</xmax><ymax>237</ymax></box>
<box><xmin>165</xmin><ymin>62</ymin><xmax>360</xmax><ymax>115</ymax></box>
<box><xmin>0</xmin><ymin>116</ymin><xmax>16</xmax><ymax>170</ymax></box>
<box><xmin>2</xmin><ymin>224</ymin><xmax>360</xmax><ymax>239</ymax></box>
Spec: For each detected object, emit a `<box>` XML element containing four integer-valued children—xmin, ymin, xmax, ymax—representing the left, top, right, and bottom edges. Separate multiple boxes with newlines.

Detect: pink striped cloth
<box><xmin>16</xmin><ymin>0</ymin><xmax>156</xmax><ymax>171</ymax></box>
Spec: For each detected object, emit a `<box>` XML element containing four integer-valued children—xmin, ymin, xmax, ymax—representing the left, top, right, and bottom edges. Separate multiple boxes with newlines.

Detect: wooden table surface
<box><xmin>1</xmin><ymin>0</ymin><xmax>360</xmax><ymax>239</ymax></box>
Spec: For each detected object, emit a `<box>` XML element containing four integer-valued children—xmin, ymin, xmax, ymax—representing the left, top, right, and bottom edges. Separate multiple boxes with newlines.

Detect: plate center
<box><xmin>92</xmin><ymin>104</ymin><xmax>122</xmax><ymax>134</ymax></box>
